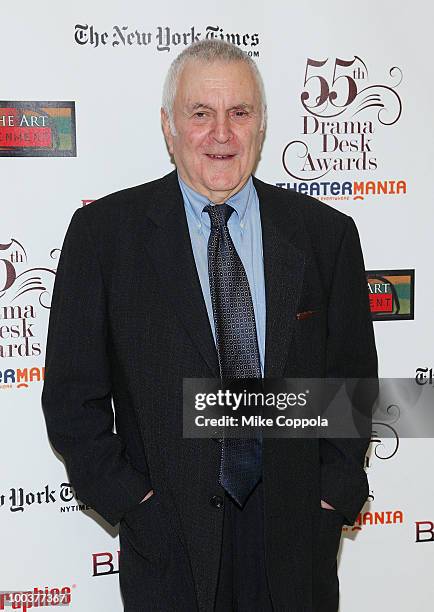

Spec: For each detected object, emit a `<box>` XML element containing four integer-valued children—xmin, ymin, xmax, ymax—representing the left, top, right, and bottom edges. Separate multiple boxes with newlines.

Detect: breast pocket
<box><xmin>293</xmin><ymin>306</ymin><xmax>328</xmax><ymax>375</ymax></box>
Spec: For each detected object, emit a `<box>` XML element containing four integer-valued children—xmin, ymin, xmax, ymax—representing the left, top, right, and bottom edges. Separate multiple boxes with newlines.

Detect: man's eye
<box><xmin>194</xmin><ymin>112</ymin><xmax>207</xmax><ymax>118</ymax></box>
<box><xmin>233</xmin><ymin>110</ymin><xmax>249</xmax><ymax>118</ymax></box>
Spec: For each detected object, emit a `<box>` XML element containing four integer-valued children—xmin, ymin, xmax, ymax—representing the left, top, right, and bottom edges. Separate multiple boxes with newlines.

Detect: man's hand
<box><xmin>320</xmin><ymin>499</ymin><xmax>335</xmax><ymax>510</ymax></box>
<box><xmin>140</xmin><ymin>489</ymin><xmax>154</xmax><ymax>503</ymax></box>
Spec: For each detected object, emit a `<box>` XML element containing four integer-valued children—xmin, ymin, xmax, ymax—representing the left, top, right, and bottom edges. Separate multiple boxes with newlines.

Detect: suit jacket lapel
<box><xmin>143</xmin><ymin>171</ymin><xmax>219</xmax><ymax>377</ymax></box>
<box><xmin>141</xmin><ymin>171</ymin><xmax>305</xmax><ymax>380</ymax></box>
<box><xmin>253</xmin><ymin>177</ymin><xmax>306</xmax><ymax>378</ymax></box>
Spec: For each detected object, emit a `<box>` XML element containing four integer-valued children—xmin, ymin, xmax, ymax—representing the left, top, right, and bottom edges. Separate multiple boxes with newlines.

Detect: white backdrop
<box><xmin>1</xmin><ymin>1</ymin><xmax>433</xmax><ymax>610</ymax></box>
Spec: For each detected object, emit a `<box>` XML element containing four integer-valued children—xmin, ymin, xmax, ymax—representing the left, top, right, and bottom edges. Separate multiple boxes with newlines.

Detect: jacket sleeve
<box><xmin>41</xmin><ymin>207</ymin><xmax>152</xmax><ymax>526</ymax></box>
<box><xmin>320</xmin><ymin>216</ymin><xmax>378</xmax><ymax>525</ymax></box>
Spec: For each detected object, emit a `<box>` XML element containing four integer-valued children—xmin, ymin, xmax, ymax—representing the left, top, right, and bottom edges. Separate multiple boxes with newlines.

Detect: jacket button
<box><xmin>210</xmin><ymin>495</ymin><xmax>224</xmax><ymax>509</ymax></box>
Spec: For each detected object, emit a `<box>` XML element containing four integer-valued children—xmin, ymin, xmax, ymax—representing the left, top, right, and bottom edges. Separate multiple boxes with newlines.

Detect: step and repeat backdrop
<box><xmin>1</xmin><ymin>1</ymin><xmax>433</xmax><ymax>610</ymax></box>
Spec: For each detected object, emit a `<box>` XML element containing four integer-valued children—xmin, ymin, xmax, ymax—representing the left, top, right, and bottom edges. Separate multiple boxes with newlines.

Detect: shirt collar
<box><xmin>177</xmin><ymin>172</ymin><xmax>253</xmax><ymax>229</ymax></box>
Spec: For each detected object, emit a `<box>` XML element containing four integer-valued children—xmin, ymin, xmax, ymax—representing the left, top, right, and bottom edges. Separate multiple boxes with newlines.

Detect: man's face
<box><xmin>162</xmin><ymin>59</ymin><xmax>265</xmax><ymax>203</ymax></box>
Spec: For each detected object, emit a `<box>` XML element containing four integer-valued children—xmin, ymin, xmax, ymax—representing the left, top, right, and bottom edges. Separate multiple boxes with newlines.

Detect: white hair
<box><xmin>162</xmin><ymin>39</ymin><xmax>267</xmax><ymax>135</ymax></box>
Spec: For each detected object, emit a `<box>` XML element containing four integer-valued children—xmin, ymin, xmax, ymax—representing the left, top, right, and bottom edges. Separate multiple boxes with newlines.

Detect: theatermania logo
<box><xmin>344</xmin><ymin>509</ymin><xmax>404</xmax><ymax>532</ymax></box>
<box><xmin>278</xmin><ymin>56</ymin><xmax>406</xmax><ymax>201</ymax></box>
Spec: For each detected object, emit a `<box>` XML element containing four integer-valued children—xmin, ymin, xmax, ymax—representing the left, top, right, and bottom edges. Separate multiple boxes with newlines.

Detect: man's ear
<box><xmin>257</xmin><ymin>124</ymin><xmax>266</xmax><ymax>157</ymax></box>
<box><xmin>259</xmin><ymin>114</ymin><xmax>267</xmax><ymax>144</ymax></box>
<box><xmin>161</xmin><ymin>108</ymin><xmax>174</xmax><ymax>155</ymax></box>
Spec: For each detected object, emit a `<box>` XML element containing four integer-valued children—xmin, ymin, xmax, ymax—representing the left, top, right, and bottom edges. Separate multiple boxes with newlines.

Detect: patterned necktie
<box><xmin>203</xmin><ymin>202</ymin><xmax>262</xmax><ymax>508</ymax></box>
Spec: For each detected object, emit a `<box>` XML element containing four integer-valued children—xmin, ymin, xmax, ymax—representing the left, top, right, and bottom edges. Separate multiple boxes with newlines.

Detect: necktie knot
<box><xmin>203</xmin><ymin>203</ymin><xmax>234</xmax><ymax>229</ymax></box>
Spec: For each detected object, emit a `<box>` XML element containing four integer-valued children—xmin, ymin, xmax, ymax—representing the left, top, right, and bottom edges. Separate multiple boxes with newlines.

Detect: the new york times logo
<box><xmin>415</xmin><ymin>368</ymin><xmax>433</xmax><ymax>386</ymax></box>
<box><xmin>0</xmin><ymin>482</ymin><xmax>90</xmax><ymax>513</ymax></box>
<box><xmin>74</xmin><ymin>24</ymin><xmax>260</xmax><ymax>55</ymax></box>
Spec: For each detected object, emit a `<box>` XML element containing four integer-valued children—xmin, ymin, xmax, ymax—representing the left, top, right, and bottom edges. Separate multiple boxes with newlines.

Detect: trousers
<box><xmin>214</xmin><ymin>479</ymin><xmax>274</xmax><ymax>612</ymax></box>
<box><xmin>119</xmin><ymin>478</ymin><xmax>273</xmax><ymax>612</ymax></box>
<box><xmin>119</xmin><ymin>480</ymin><xmax>340</xmax><ymax>611</ymax></box>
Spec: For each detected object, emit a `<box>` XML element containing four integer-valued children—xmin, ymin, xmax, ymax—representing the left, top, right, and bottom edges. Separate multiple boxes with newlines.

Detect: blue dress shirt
<box><xmin>178</xmin><ymin>173</ymin><xmax>266</xmax><ymax>376</ymax></box>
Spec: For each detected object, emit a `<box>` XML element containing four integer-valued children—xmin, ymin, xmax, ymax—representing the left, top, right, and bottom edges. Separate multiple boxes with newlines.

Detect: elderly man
<box><xmin>42</xmin><ymin>40</ymin><xmax>377</xmax><ymax>611</ymax></box>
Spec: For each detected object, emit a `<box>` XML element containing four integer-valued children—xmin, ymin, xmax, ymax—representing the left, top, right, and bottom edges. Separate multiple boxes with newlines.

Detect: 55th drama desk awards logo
<box><xmin>0</xmin><ymin>101</ymin><xmax>76</xmax><ymax>157</ymax></box>
<box><xmin>0</xmin><ymin>238</ymin><xmax>58</xmax><ymax>389</ymax></box>
<box><xmin>278</xmin><ymin>56</ymin><xmax>405</xmax><ymax>201</ymax></box>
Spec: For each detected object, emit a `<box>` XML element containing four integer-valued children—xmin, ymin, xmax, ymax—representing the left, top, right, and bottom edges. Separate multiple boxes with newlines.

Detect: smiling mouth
<box><xmin>206</xmin><ymin>154</ymin><xmax>236</xmax><ymax>160</ymax></box>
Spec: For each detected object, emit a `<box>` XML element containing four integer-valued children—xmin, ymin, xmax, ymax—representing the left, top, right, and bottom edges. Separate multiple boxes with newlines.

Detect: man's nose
<box><xmin>211</xmin><ymin>114</ymin><xmax>232</xmax><ymax>143</ymax></box>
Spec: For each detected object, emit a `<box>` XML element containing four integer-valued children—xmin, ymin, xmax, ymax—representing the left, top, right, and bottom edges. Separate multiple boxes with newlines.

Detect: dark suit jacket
<box><xmin>41</xmin><ymin>170</ymin><xmax>377</xmax><ymax>611</ymax></box>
